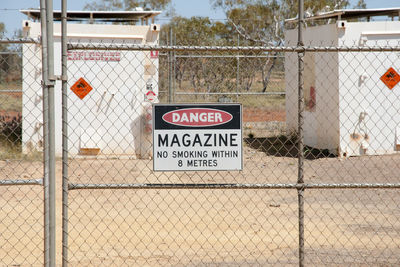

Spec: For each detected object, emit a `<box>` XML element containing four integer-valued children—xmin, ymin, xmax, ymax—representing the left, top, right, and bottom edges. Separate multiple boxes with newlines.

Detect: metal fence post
<box><xmin>173</xmin><ymin>32</ymin><xmax>177</xmax><ymax>101</ymax></box>
<box><xmin>45</xmin><ymin>0</ymin><xmax>56</xmax><ymax>266</ymax></box>
<box><xmin>61</xmin><ymin>0</ymin><xmax>68</xmax><ymax>265</ymax></box>
<box><xmin>168</xmin><ymin>28</ymin><xmax>173</xmax><ymax>103</ymax></box>
<box><xmin>297</xmin><ymin>0</ymin><xmax>305</xmax><ymax>266</ymax></box>
<box><xmin>236</xmin><ymin>34</ymin><xmax>240</xmax><ymax>102</ymax></box>
<box><xmin>39</xmin><ymin>0</ymin><xmax>50</xmax><ymax>266</ymax></box>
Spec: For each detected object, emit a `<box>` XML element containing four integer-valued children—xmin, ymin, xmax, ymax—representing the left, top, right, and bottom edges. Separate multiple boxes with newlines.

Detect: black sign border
<box><xmin>152</xmin><ymin>103</ymin><xmax>243</xmax><ymax>172</ymax></box>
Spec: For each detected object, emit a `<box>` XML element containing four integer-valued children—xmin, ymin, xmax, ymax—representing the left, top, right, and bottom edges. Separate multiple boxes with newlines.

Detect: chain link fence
<box><xmin>59</xmin><ymin>41</ymin><xmax>400</xmax><ymax>266</ymax></box>
<box><xmin>2</xmin><ymin>21</ymin><xmax>400</xmax><ymax>267</ymax></box>
<box><xmin>162</xmin><ymin>51</ymin><xmax>286</xmax><ymax>142</ymax></box>
<box><xmin>0</xmin><ymin>39</ymin><xmax>44</xmax><ymax>266</ymax></box>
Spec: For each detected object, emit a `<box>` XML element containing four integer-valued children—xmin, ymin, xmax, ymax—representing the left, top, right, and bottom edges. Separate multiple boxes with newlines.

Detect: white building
<box><xmin>285</xmin><ymin>8</ymin><xmax>400</xmax><ymax>156</ymax></box>
<box><xmin>21</xmin><ymin>10</ymin><xmax>160</xmax><ymax>158</ymax></box>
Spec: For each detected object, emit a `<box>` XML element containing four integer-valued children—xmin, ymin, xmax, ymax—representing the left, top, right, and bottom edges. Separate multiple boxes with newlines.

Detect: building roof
<box><xmin>20</xmin><ymin>9</ymin><xmax>161</xmax><ymax>22</ymax></box>
<box><xmin>286</xmin><ymin>7</ymin><xmax>400</xmax><ymax>23</ymax></box>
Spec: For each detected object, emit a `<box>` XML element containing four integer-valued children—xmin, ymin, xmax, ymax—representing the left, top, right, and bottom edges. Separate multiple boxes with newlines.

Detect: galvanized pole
<box><xmin>173</xmin><ymin>32</ymin><xmax>176</xmax><ymax>102</ymax></box>
<box><xmin>45</xmin><ymin>0</ymin><xmax>56</xmax><ymax>266</ymax></box>
<box><xmin>297</xmin><ymin>0</ymin><xmax>305</xmax><ymax>266</ymax></box>
<box><xmin>61</xmin><ymin>0</ymin><xmax>68</xmax><ymax>266</ymax></box>
<box><xmin>39</xmin><ymin>0</ymin><xmax>50</xmax><ymax>266</ymax></box>
<box><xmin>168</xmin><ymin>28</ymin><xmax>173</xmax><ymax>103</ymax></box>
<box><xmin>236</xmin><ymin>34</ymin><xmax>239</xmax><ymax>102</ymax></box>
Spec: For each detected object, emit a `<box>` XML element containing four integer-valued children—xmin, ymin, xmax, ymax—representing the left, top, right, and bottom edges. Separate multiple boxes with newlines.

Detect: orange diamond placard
<box><xmin>70</xmin><ymin>77</ymin><xmax>93</xmax><ymax>99</ymax></box>
<box><xmin>380</xmin><ymin>67</ymin><xmax>400</xmax><ymax>90</ymax></box>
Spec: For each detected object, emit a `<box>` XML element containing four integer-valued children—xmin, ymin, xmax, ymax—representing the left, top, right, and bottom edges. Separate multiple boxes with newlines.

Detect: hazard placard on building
<box><xmin>70</xmin><ymin>77</ymin><xmax>93</xmax><ymax>99</ymax></box>
<box><xmin>153</xmin><ymin>104</ymin><xmax>243</xmax><ymax>171</ymax></box>
<box><xmin>380</xmin><ymin>67</ymin><xmax>400</xmax><ymax>90</ymax></box>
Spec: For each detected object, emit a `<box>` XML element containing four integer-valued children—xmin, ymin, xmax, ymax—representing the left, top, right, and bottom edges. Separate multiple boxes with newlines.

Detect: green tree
<box><xmin>160</xmin><ymin>16</ymin><xmax>271</xmax><ymax>94</ymax></box>
<box><xmin>160</xmin><ymin>17</ymin><xmax>237</xmax><ymax>93</ymax></box>
<box><xmin>213</xmin><ymin>0</ymin><xmax>350</xmax><ymax>45</ymax></box>
<box><xmin>211</xmin><ymin>0</ymin><xmax>350</xmax><ymax>92</ymax></box>
<box><xmin>0</xmin><ymin>22</ymin><xmax>6</xmax><ymax>49</ymax></box>
<box><xmin>353</xmin><ymin>0</ymin><xmax>366</xmax><ymax>9</ymax></box>
<box><xmin>0</xmin><ymin>22</ymin><xmax>5</xmax><ymax>36</ymax></box>
<box><xmin>161</xmin><ymin>16</ymin><xmax>229</xmax><ymax>46</ymax></box>
<box><xmin>0</xmin><ymin>22</ymin><xmax>9</xmax><ymax>83</ymax></box>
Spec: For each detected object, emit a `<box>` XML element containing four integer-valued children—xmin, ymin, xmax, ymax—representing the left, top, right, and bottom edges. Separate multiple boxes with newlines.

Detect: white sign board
<box><xmin>153</xmin><ymin>104</ymin><xmax>242</xmax><ymax>171</ymax></box>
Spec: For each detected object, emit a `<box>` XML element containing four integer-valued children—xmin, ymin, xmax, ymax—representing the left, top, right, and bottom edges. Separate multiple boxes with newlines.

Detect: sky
<box><xmin>0</xmin><ymin>0</ymin><xmax>399</xmax><ymax>37</ymax></box>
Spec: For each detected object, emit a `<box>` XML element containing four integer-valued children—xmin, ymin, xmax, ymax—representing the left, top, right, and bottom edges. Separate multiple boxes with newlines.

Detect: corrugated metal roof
<box><xmin>20</xmin><ymin>9</ymin><xmax>161</xmax><ymax>22</ymax></box>
<box><xmin>286</xmin><ymin>7</ymin><xmax>400</xmax><ymax>23</ymax></box>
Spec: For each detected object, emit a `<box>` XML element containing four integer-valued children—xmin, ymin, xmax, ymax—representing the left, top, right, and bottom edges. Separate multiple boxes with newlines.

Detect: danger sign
<box><xmin>70</xmin><ymin>77</ymin><xmax>93</xmax><ymax>100</ymax></box>
<box><xmin>380</xmin><ymin>67</ymin><xmax>400</xmax><ymax>90</ymax></box>
<box><xmin>153</xmin><ymin>104</ymin><xmax>242</xmax><ymax>171</ymax></box>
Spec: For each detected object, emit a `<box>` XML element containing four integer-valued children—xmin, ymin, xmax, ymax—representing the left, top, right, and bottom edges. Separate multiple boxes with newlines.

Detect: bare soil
<box><xmin>0</xmin><ymin>108</ymin><xmax>284</xmax><ymax>124</ymax></box>
<box><xmin>1</xmin><ymin>147</ymin><xmax>400</xmax><ymax>266</ymax></box>
<box><xmin>0</xmin><ymin>91</ymin><xmax>22</xmax><ymax>98</ymax></box>
<box><xmin>243</xmin><ymin>107</ymin><xmax>285</xmax><ymax>122</ymax></box>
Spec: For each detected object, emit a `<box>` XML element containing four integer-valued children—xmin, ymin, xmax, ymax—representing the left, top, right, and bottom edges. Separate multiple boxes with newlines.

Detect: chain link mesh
<box><xmin>61</xmin><ymin>40</ymin><xmax>400</xmax><ymax>265</ymax></box>
<box><xmin>0</xmin><ymin>40</ymin><xmax>44</xmax><ymax>266</ymax></box>
<box><xmin>3</xmin><ymin>35</ymin><xmax>400</xmax><ymax>265</ymax></box>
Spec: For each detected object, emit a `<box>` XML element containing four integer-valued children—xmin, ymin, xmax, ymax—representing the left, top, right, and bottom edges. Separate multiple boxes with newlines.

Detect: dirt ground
<box><xmin>1</xmin><ymin>146</ymin><xmax>400</xmax><ymax>266</ymax></box>
<box><xmin>0</xmin><ymin>107</ymin><xmax>286</xmax><ymax>123</ymax></box>
<box><xmin>242</xmin><ymin>108</ymin><xmax>285</xmax><ymax>122</ymax></box>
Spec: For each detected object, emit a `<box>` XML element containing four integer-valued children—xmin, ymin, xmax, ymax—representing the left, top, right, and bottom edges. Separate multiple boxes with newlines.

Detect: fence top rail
<box><xmin>0</xmin><ymin>38</ymin><xmax>40</xmax><ymax>44</ymax></box>
<box><xmin>67</xmin><ymin>43</ymin><xmax>400</xmax><ymax>52</ymax></box>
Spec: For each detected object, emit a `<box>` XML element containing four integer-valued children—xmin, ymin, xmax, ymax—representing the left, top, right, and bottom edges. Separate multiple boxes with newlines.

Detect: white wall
<box><xmin>286</xmin><ymin>20</ymin><xmax>400</xmax><ymax>156</ymax></box>
<box><xmin>22</xmin><ymin>22</ymin><xmax>159</xmax><ymax>157</ymax></box>
<box><xmin>285</xmin><ymin>23</ymin><xmax>339</xmax><ymax>152</ymax></box>
<box><xmin>338</xmin><ymin>21</ymin><xmax>400</xmax><ymax>156</ymax></box>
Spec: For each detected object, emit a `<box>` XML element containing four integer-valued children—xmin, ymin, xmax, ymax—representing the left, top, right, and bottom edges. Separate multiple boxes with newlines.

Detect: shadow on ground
<box><xmin>244</xmin><ymin>136</ymin><xmax>336</xmax><ymax>160</ymax></box>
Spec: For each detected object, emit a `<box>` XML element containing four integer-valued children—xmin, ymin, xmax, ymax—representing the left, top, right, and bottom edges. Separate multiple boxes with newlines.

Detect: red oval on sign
<box><xmin>162</xmin><ymin>108</ymin><xmax>233</xmax><ymax>127</ymax></box>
